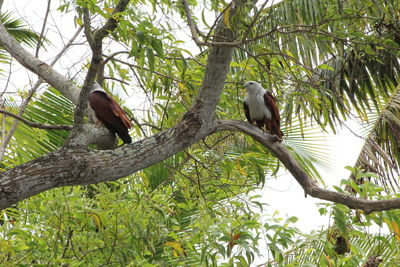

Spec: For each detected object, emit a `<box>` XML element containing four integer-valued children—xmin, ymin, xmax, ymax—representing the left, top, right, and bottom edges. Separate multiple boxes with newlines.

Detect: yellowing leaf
<box><xmin>75</xmin><ymin>17</ymin><xmax>83</xmax><ymax>26</ymax></box>
<box><xmin>223</xmin><ymin>5</ymin><xmax>231</xmax><ymax>29</ymax></box>
<box><xmin>393</xmin><ymin>223</ymin><xmax>400</xmax><ymax>241</ymax></box>
<box><xmin>105</xmin><ymin>8</ymin><xmax>114</xmax><ymax>14</ymax></box>
<box><xmin>178</xmin><ymin>82</ymin><xmax>186</xmax><ymax>91</ymax></box>
<box><xmin>386</xmin><ymin>220</ymin><xmax>400</xmax><ymax>241</ymax></box>
<box><xmin>236</xmin><ymin>159</ymin><xmax>248</xmax><ymax>176</ymax></box>
<box><xmin>86</xmin><ymin>211</ymin><xmax>104</xmax><ymax>231</ymax></box>
<box><xmin>164</xmin><ymin>241</ymin><xmax>186</xmax><ymax>257</ymax></box>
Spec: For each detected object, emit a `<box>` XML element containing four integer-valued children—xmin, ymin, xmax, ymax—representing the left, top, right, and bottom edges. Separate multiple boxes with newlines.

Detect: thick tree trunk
<box><xmin>0</xmin><ymin>115</ymin><xmax>208</xmax><ymax>210</ymax></box>
<box><xmin>0</xmin><ymin>0</ymin><xmax>234</xmax><ymax>209</ymax></box>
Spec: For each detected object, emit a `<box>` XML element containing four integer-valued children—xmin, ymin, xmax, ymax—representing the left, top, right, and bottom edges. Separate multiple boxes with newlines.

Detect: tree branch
<box><xmin>73</xmin><ymin>0</ymin><xmax>130</xmax><ymax>129</ymax></box>
<box><xmin>182</xmin><ymin>0</ymin><xmax>278</xmax><ymax>47</ymax></box>
<box><xmin>0</xmin><ymin>0</ymin><xmax>237</xmax><ymax>209</ymax></box>
<box><xmin>82</xmin><ymin>8</ymin><xmax>94</xmax><ymax>49</ymax></box>
<box><xmin>34</xmin><ymin>0</ymin><xmax>52</xmax><ymax>57</ymax></box>
<box><xmin>0</xmin><ymin>26</ymin><xmax>83</xmax><ymax>161</ymax></box>
<box><xmin>216</xmin><ymin>119</ymin><xmax>400</xmax><ymax>213</ymax></box>
<box><xmin>0</xmin><ymin>21</ymin><xmax>80</xmax><ymax>103</ymax></box>
<box><xmin>3</xmin><ymin>116</ymin><xmax>400</xmax><ymax>213</ymax></box>
<box><xmin>0</xmin><ymin>114</ymin><xmax>204</xmax><ymax>210</ymax></box>
<box><xmin>3</xmin><ymin>0</ymin><xmax>398</xmax><ymax>216</ymax></box>
<box><xmin>0</xmin><ymin>109</ymin><xmax>72</xmax><ymax>130</ymax></box>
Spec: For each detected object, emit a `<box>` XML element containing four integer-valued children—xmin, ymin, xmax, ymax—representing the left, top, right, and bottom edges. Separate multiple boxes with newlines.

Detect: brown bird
<box><xmin>243</xmin><ymin>81</ymin><xmax>282</xmax><ymax>140</ymax></box>
<box><xmin>89</xmin><ymin>82</ymin><xmax>132</xmax><ymax>144</ymax></box>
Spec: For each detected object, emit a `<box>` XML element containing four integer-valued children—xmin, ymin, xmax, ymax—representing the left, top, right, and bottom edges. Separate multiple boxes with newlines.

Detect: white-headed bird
<box><xmin>89</xmin><ymin>82</ymin><xmax>132</xmax><ymax>144</ymax></box>
<box><xmin>243</xmin><ymin>81</ymin><xmax>282</xmax><ymax>140</ymax></box>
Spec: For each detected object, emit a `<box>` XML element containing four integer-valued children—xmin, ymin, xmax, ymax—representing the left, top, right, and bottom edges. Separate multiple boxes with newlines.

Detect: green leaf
<box><xmin>146</xmin><ymin>48</ymin><xmax>155</xmax><ymax>71</ymax></box>
<box><xmin>136</xmin><ymin>30</ymin><xmax>145</xmax><ymax>44</ymax></box>
<box><xmin>317</xmin><ymin>64</ymin><xmax>334</xmax><ymax>71</ymax></box>
<box><xmin>151</xmin><ymin>38</ymin><xmax>164</xmax><ymax>58</ymax></box>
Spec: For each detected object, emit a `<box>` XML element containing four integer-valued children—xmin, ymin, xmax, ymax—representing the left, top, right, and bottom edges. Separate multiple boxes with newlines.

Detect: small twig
<box><xmin>102</xmin><ymin>50</ymin><xmax>127</xmax><ymax>65</ymax></box>
<box><xmin>60</xmin><ymin>230</ymin><xmax>73</xmax><ymax>259</ymax></box>
<box><xmin>104</xmin><ymin>53</ymin><xmax>182</xmax><ymax>83</ymax></box>
<box><xmin>0</xmin><ymin>59</ymin><xmax>12</xmax><ymax>99</ymax></box>
<box><xmin>35</xmin><ymin>0</ymin><xmax>52</xmax><ymax>57</ymax></box>
<box><xmin>202</xmin><ymin>133</ymin><xmax>234</xmax><ymax>150</ymax></box>
<box><xmin>103</xmin><ymin>76</ymin><xmax>130</xmax><ymax>85</ymax></box>
<box><xmin>0</xmin><ymin>26</ymin><xmax>83</xmax><ymax>161</ymax></box>
<box><xmin>160</xmin><ymin>90</ymin><xmax>172</xmax><ymax>129</ymax></box>
<box><xmin>137</xmin><ymin>122</ymin><xmax>162</xmax><ymax>132</ymax></box>
<box><xmin>241</xmin><ymin>0</ymin><xmax>269</xmax><ymax>41</ymax></box>
<box><xmin>73</xmin><ymin>0</ymin><xmax>130</xmax><ymax>129</ymax></box>
<box><xmin>181</xmin><ymin>0</ymin><xmax>236</xmax><ymax>46</ymax></box>
<box><xmin>0</xmin><ymin>109</ymin><xmax>72</xmax><ymax>130</ymax></box>
<box><xmin>182</xmin><ymin>0</ymin><xmax>278</xmax><ymax>47</ymax></box>
<box><xmin>204</xmin><ymin>4</ymin><xmax>228</xmax><ymax>42</ymax></box>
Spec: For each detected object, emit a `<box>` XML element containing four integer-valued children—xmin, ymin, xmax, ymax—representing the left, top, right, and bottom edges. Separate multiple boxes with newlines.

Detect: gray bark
<box><xmin>1</xmin><ymin>0</ymin><xmax>400</xmax><ymax>213</ymax></box>
<box><xmin>0</xmin><ymin>21</ymin><xmax>80</xmax><ymax>103</ymax></box>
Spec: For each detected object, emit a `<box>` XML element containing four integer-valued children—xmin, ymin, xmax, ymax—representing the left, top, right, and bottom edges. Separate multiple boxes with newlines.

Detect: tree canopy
<box><xmin>1</xmin><ymin>0</ymin><xmax>400</xmax><ymax>265</ymax></box>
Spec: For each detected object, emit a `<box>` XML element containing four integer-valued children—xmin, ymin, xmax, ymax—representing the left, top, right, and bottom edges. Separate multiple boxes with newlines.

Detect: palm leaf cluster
<box><xmin>232</xmin><ymin>0</ymin><xmax>400</xmax><ymax>188</ymax></box>
<box><xmin>271</xmin><ymin>230</ymin><xmax>399</xmax><ymax>266</ymax></box>
<box><xmin>0</xmin><ymin>11</ymin><xmax>40</xmax><ymax>61</ymax></box>
<box><xmin>1</xmin><ymin>88</ymin><xmax>73</xmax><ymax>170</ymax></box>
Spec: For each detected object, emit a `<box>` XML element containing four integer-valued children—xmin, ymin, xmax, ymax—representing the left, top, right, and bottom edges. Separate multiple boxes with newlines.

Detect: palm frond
<box><xmin>0</xmin><ymin>11</ymin><xmax>40</xmax><ymax>47</ymax></box>
<box><xmin>270</xmin><ymin>229</ymin><xmax>399</xmax><ymax>266</ymax></box>
<box><xmin>350</xmin><ymin>84</ymin><xmax>400</xmax><ymax>191</ymax></box>
<box><xmin>234</xmin><ymin>0</ymin><xmax>399</xmax><ymax>131</ymax></box>
<box><xmin>232</xmin><ymin>0</ymin><xmax>400</xmax><ymax>189</ymax></box>
<box><xmin>1</xmin><ymin>88</ymin><xmax>73</xmax><ymax>170</ymax></box>
<box><xmin>283</xmin><ymin>115</ymin><xmax>334</xmax><ymax>184</ymax></box>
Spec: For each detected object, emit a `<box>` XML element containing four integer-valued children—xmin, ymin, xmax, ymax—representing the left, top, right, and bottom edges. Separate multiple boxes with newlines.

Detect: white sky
<box><xmin>2</xmin><ymin>0</ymin><xmax>368</xmax><ymax>265</ymax></box>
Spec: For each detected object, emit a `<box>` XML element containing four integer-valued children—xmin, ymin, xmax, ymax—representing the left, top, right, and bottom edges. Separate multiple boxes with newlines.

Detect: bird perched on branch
<box><xmin>89</xmin><ymin>82</ymin><xmax>132</xmax><ymax>144</ymax></box>
<box><xmin>243</xmin><ymin>81</ymin><xmax>283</xmax><ymax>141</ymax></box>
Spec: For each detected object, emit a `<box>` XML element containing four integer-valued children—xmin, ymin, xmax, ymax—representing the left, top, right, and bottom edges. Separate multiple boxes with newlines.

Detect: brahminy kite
<box><xmin>89</xmin><ymin>82</ymin><xmax>132</xmax><ymax>144</ymax></box>
<box><xmin>243</xmin><ymin>81</ymin><xmax>283</xmax><ymax>140</ymax></box>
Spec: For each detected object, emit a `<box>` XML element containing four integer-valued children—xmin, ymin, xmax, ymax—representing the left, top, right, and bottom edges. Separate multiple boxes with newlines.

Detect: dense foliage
<box><xmin>1</xmin><ymin>0</ymin><xmax>400</xmax><ymax>265</ymax></box>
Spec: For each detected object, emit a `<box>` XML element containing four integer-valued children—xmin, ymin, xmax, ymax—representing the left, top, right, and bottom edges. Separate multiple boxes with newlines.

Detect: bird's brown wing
<box><xmin>243</xmin><ymin>101</ymin><xmax>252</xmax><ymax>122</ymax></box>
<box><xmin>89</xmin><ymin>91</ymin><xmax>132</xmax><ymax>144</ymax></box>
<box><xmin>264</xmin><ymin>92</ymin><xmax>282</xmax><ymax>138</ymax></box>
<box><xmin>105</xmin><ymin>94</ymin><xmax>133</xmax><ymax>129</ymax></box>
<box><xmin>263</xmin><ymin>92</ymin><xmax>280</xmax><ymax>125</ymax></box>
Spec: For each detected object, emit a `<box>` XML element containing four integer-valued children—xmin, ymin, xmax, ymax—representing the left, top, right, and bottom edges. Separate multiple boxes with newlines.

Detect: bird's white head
<box><xmin>90</xmin><ymin>82</ymin><xmax>106</xmax><ymax>93</ymax></box>
<box><xmin>244</xmin><ymin>81</ymin><xmax>263</xmax><ymax>94</ymax></box>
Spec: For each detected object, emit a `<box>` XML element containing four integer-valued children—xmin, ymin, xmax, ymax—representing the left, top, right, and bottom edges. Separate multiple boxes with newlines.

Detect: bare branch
<box><xmin>182</xmin><ymin>0</ymin><xmax>205</xmax><ymax>46</ymax></box>
<box><xmin>35</xmin><ymin>0</ymin><xmax>52</xmax><ymax>57</ymax></box>
<box><xmin>0</xmin><ymin>109</ymin><xmax>72</xmax><ymax>130</ymax></box>
<box><xmin>105</xmin><ymin>53</ymin><xmax>182</xmax><ymax>83</ymax></box>
<box><xmin>104</xmin><ymin>76</ymin><xmax>130</xmax><ymax>85</ymax></box>
<box><xmin>0</xmin><ymin>21</ymin><xmax>80</xmax><ymax>103</ymax></box>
